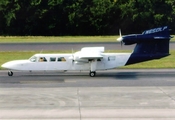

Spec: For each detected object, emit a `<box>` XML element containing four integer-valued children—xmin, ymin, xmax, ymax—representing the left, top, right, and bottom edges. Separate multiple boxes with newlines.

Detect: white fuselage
<box><xmin>1</xmin><ymin>53</ymin><xmax>131</xmax><ymax>71</ymax></box>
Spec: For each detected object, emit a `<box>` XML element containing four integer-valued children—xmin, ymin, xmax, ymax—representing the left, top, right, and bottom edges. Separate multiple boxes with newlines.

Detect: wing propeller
<box><xmin>68</xmin><ymin>49</ymin><xmax>75</xmax><ymax>65</ymax></box>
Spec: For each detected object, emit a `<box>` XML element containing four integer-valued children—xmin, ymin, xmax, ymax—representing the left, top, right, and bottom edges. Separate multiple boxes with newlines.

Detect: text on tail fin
<box><xmin>142</xmin><ymin>26</ymin><xmax>168</xmax><ymax>35</ymax></box>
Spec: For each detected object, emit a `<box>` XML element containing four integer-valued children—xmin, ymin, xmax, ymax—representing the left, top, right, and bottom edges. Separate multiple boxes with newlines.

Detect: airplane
<box><xmin>1</xmin><ymin>26</ymin><xmax>172</xmax><ymax>77</ymax></box>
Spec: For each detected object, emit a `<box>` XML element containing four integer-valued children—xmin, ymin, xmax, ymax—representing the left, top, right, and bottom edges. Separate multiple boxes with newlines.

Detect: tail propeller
<box><xmin>117</xmin><ymin>29</ymin><xmax>123</xmax><ymax>47</ymax></box>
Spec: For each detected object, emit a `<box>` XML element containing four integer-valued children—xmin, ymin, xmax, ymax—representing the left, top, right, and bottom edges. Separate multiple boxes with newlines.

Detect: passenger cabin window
<box><xmin>39</xmin><ymin>57</ymin><xmax>47</xmax><ymax>62</ymax></box>
<box><xmin>57</xmin><ymin>57</ymin><xmax>66</xmax><ymax>62</ymax></box>
<box><xmin>30</xmin><ymin>56</ymin><xmax>37</xmax><ymax>62</ymax></box>
<box><xmin>50</xmin><ymin>57</ymin><xmax>56</xmax><ymax>62</ymax></box>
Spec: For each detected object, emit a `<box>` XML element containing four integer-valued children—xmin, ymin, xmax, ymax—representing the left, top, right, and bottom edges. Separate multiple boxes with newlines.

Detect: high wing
<box><xmin>69</xmin><ymin>47</ymin><xmax>104</xmax><ymax>61</ymax></box>
<box><xmin>79</xmin><ymin>47</ymin><xmax>104</xmax><ymax>59</ymax></box>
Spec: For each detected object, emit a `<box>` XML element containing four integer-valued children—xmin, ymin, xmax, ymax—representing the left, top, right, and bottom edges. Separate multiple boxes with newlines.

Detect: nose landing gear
<box><xmin>8</xmin><ymin>71</ymin><xmax>13</xmax><ymax>76</ymax></box>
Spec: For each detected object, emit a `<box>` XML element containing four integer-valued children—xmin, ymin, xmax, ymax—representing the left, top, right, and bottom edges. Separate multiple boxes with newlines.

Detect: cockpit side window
<box><xmin>39</xmin><ymin>57</ymin><xmax>47</xmax><ymax>62</ymax></box>
<box><xmin>30</xmin><ymin>56</ymin><xmax>37</xmax><ymax>62</ymax></box>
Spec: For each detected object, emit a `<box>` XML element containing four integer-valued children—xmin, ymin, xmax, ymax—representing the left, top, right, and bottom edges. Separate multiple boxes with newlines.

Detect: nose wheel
<box><xmin>89</xmin><ymin>71</ymin><xmax>96</xmax><ymax>77</ymax></box>
<box><xmin>8</xmin><ymin>71</ymin><xmax>13</xmax><ymax>76</ymax></box>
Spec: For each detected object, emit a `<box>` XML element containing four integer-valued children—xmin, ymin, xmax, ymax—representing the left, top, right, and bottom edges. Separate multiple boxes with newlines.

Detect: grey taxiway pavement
<box><xmin>0</xmin><ymin>42</ymin><xmax>135</xmax><ymax>51</ymax></box>
<box><xmin>1</xmin><ymin>69</ymin><xmax>175</xmax><ymax>119</ymax></box>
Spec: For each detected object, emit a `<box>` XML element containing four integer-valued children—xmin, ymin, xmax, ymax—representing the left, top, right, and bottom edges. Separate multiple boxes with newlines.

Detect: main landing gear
<box><xmin>89</xmin><ymin>71</ymin><xmax>96</xmax><ymax>77</ymax></box>
<box><xmin>8</xmin><ymin>71</ymin><xmax>13</xmax><ymax>76</ymax></box>
<box><xmin>89</xmin><ymin>59</ymin><xmax>97</xmax><ymax>77</ymax></box>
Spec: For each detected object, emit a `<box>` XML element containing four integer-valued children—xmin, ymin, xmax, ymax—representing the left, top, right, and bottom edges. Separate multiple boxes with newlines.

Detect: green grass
<box><xmin>0</xmin><ymin>36</ymin><xmax>117</xmax><ymax>43</ymax></box>
<box><xmin>0</xmin><ymin>36</ymin><xmax>174</xmax><ymax>43</ymax></box>
<box><xmin>1</xmin><ymin>50</ymin><xmax>175</xmax><ymax>70</ymax></box>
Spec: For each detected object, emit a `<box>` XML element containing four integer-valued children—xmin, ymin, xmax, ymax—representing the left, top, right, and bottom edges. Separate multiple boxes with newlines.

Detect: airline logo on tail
<box><xmin>143</xmin><ymin>26</ymin><xmax>168</xmax><ymax>35</ymax></box>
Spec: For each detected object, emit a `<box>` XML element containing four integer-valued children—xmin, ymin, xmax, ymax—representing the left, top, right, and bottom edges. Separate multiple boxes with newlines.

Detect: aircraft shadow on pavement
<box><xmin>1</xmin><ymin>71</ymin><xmax>144</xmax><ymax>81</ymax></box>
<box><xmin>19</xmin><ymin>71</ymin><xmax>140</xmax><ymax>80</ymax></box>
<box><xmin>96</xmin><ymin>72</ymin><xmax>139</xmax><ymax>80</ymax></box>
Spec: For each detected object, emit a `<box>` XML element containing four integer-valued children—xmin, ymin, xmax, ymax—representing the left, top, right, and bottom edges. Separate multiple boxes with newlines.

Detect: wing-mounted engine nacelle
<box><xmin>121</xmin><ymin>34</ymin><xmax>153</xmax><ymax>45</ymax></box>
<box><xmin>69</xmin><ymin>47</ymin><xmax>104</xmax><ymax>64</ymax></box>
<box><xmin>117</xmin><ymin>26</ymin><xmax>171</xmax><ymax>45</ymax></box>
<box><xmin>69</xmin><ymin>51</ymin><xmax>89</xmax><ymax>63</ymax></box>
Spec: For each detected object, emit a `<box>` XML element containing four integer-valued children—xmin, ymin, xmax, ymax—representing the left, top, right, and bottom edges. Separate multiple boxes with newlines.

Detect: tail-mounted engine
<box><xmin>117</xmin><ymin>26</ymin><xmax>171</xmax><ymax>45</ymax></box>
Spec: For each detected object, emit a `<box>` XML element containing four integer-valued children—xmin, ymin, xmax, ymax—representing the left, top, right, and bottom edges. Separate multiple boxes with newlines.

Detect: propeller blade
<box><xmin>71</xmin><ymin>48</ymin><xmax>75</xmax><ymax>66</ymax></box>
<box><xmin>68</xmin><ymin>49</ymin><xmax>75</xmax><ymax>66</ymax></box>
<box><xmin>116</xmin><ymin>29</ymin><xmax>124</xmax><ymax>47</ymax></box>
<box><xmin>119</xmin><ymin>29</ymin><xmax>122</xmax><ymax>37</ymax></box>
<box><xmin>117</xmin><ymin>29</ymin><xmax>123</xmax><ymax>46</ymax></box>
<box><xmin>117</xmin><ymin>29</ymin><xmax>123</xmax><ymax>42</ymax></box>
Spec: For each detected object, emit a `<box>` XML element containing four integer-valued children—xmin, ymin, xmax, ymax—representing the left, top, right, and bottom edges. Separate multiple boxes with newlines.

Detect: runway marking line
<box><xmin>20</xmin><ymin>80</ymin><xmax>64</xmax><ymax>84</ymax></box>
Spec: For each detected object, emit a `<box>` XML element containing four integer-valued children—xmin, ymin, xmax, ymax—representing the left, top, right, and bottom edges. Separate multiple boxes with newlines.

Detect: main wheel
<box><xmin>8</xmin><ymin>71</ymin><xmax>13</xmax><ymax>76</ymax></box>
<box><xmin>89</xmin><ymin>71</ymin><xmax>96</xmax><ymax>77</ymax></box>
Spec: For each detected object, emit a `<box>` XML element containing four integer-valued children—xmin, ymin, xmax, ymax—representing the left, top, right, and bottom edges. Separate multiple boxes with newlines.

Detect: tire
<box><xmin>89</xmin><ymin>71</ymin><xmax>96</xmax><ymax>77</ymax></box>
<box><xmin>8</xmin><ymin>71</ymin><xmax>13</xmax><ymax>76</ymax></box>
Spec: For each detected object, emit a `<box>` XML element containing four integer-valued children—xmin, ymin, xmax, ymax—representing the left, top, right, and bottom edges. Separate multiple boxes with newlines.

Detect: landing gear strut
<box><xmin>8</xmin><ymin>71</ymin><xmax>13</xmax><ymax>76</ymax></box>
<box><xmin>89</xmin><ymin>71</ymin><xmax>96</xmax><ymax>77</ymax></box>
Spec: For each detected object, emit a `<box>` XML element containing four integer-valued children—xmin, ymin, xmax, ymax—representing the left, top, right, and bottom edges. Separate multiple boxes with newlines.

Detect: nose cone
<box><xmin>1</xmin><ymin>60</ymin><xmax>29</xmax><ymax>70</ymax></box>
<box><xmin>117</xmin><ymin>37</ymin><xmax>123</xmax><ymax>42</ymax></box>
<box><xmin>1</xmin><ymin>62</ymin><xmax>13</xmax><ymax>69</ymax></box>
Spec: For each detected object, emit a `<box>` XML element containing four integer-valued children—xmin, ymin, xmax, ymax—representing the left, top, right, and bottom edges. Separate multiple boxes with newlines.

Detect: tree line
<box><xmin>0</xmin><ymin>0</ymin><xmax>175</xmax><ymax>36</ymax></box>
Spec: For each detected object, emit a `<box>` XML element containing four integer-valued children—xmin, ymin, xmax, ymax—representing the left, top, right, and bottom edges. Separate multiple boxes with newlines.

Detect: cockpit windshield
<box><xmin>29</xmin><ymin>56</ymin><xmax>37</xmax><ymax>62</ymax></box>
